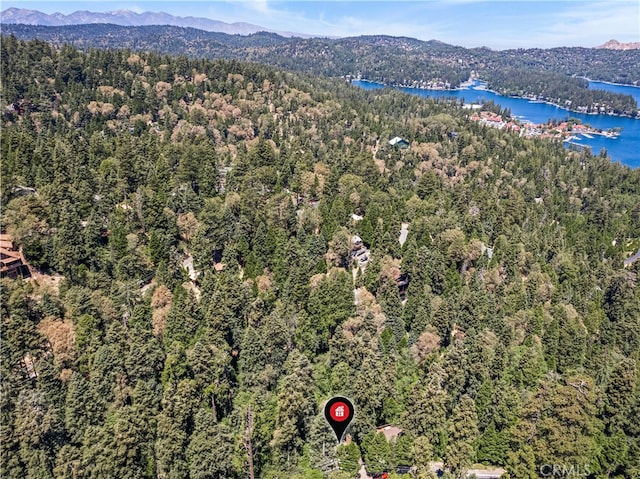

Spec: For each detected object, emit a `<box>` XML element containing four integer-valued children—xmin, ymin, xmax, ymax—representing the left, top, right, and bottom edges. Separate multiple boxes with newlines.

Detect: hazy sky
<box><xmin>3</xmin><ymin>0</ymin><xmax>640</xmax><ymax>50</ymax></box>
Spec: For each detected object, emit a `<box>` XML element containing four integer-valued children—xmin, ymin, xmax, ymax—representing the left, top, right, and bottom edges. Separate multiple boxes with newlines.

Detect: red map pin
<box><xmin>324</xmin><ymin>396</ymin><xmax>355</xmax><ymax>443</ymax></box>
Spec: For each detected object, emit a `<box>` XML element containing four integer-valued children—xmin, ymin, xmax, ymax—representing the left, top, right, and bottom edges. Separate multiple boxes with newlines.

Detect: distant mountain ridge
<box><xmin>2</xmin><ymin>22</ymin><xmax>639</xmax><ymax>111</ymax></box>
<box><xmin>0</xmin><ymin>7</ymin><xmax>314</xmax><ymax>38</ymax></box>
<box><xmin>597</xmin><ymin>39</ymin><xmax>640</xmax><ymax>50</ymax></box>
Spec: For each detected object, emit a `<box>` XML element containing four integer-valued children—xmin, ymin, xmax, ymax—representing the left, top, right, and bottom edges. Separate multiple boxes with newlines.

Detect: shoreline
<box><xmin>357</xmin><ymin>77</ymin><xmax>640</xmax><ymax>91</ymax></box>
<box><xmin>484</xmin><ymin>80</ymin><xmax>639</xmax><ymax>120</ymax></box>
<box><xmin>353</xmin><ymin>78</ymin><xmax>640</xmax><ymax>120</ymax></box>
<box><xmin>531</xmin><ymin>97</ymin><xmax>638</xmax><ymax>119</ymax></box>
<box><xmin>469</xmin><ymin>109</ymin><xmax>620</xmax><ymax>143</ymax></box>
<box><xmin>357</xmin><ymin>78</ymin><xmax>469</xmax><ymax>92</ymax></box>
<box><xmin>580</xmin><ymin>77</ymin><xmax>640</xmax><ymax>89</ymax></box>
<box><xmin>353</xmin><ymin>78</ymin><xmax>637</xmax><ymax>168</ymax></box>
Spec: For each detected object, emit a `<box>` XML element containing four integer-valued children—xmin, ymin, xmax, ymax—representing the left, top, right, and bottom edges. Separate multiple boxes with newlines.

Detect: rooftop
<box><xmin>376</xmin><ymin>424</ymin><xmax>403</xmax><ymax>441</ymax></box>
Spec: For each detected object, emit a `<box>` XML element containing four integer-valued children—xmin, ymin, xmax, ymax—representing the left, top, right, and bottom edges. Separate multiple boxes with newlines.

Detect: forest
<box><xmin>1</xmin><ymin>36</ymin><xmax>640</xmax><ymax>479</ymax></box>
<box><xmin>481</xmin><ymin>69</ymin><xmax>638</xmax><ymax>117</ymax></box>
<box><xmin>2</xmin><ymin>23</ymin><xmax>639</xmax><ymax>116</ymax></box>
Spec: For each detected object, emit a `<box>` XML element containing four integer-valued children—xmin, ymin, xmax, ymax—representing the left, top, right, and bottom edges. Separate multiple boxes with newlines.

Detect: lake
<box><xmin>352</xmin><ymin>79</ymin><xmax>640</xmax><ymax>168</ymax></box>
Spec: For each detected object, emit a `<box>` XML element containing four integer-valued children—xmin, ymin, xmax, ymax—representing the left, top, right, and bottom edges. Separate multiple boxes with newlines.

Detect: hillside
<box><xmin>1</xmin><ymin>37</ymin><xmax>640</xmax><ymax>479</ymax></box>
<box><xmin>2</xmin><ymin>23</ymin><xmax>640</xmax><ymax>116</ymax></box>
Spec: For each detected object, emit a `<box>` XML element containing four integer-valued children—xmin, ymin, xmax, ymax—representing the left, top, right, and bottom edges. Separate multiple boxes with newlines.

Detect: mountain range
<box><xmin>4</xmin><ymin>8</ymin><xmax>638</xmax><ymax>49</ymax></box>
<box><xmin>0</xmin><ymin>7</ymin><xmax>314</xmax><ymax>38</ymax></box>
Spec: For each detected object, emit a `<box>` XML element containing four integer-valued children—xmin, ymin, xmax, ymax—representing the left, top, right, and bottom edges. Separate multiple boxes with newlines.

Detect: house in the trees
<box><xmin>376</xmin><ymin>424</ymin><xmax>403</xmax><ymax>441</ymax></box>
<box><xmin>0</xmin><ymin>234</ymin><xmax>29</xmax><ymax>279</ymax></box>
<box><xmin>22</xmin><ymin>353</ymin><xmax>37</xmax><ymax>380</ymax></box>
<box><xmin>351</xmin><ymin>235</ymin><xmax>369</xmax><ymax>266</ymax></box>
<box><xmin>12</xmin><ymin>185</ymin><xmax>37</xmax><ymax>197</ymax></box>
<box><xmin>396</xmin><ymin>272</ymin><xmax>409</xmax><ymax>299</ymax></box>
<box><xmin>372</xmin><ymin>423</ymin><xmax>504</xmax><ymax>478</ymax></box>
<box><xmin>352</xmin><ymin>235</ymin><xmax>364</xmax><ymax>251</ymax></box>
<box><xmin>389</xmin><ymin>136</ymin><xmax>410</xmax><ymax>149</ymax></box>
<box><xmin>212</xmin><ymin>249</ymin><xmax>226</xmax><ymax>273</ymax></box>
<box><xmin>217</xmin><ymin>166</ymin><xmax>234</xmax><ymax>193</ymax></box>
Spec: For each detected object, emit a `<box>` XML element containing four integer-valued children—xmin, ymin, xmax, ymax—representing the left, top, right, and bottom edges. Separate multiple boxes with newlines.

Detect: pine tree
<box><xmin>307</xmin><ymin>269</ymin><xmax>355</xmax><ymax>351</ymax></box>
<box><xmin>511</xmin><ymin>374</ymin><xmax>601</xmax><ymax>472</ymax></box>
<box><xmin>476</xmin><ymin>421</ymin><xmax>508</xmax><ymax>465</ymax></box>
<box><xmin>505</xmin><ymin>445</ymin><xmax>538</xmax><ymax>479</ymax></box>
<box><xmin>378</xmin><ymin>280</ymin><xmax>405</xmax><ymax>345</ymax></box>
<box><xmin>13</xmin><ymin>389</ymin><xmax>59</xmax><ymax>479</ymax></box>
<box><xmin>362</xmin><ymin>431</ymin><xmax>391</xmax><ymax>474</ymax></box>
<box><xmin>603</xmin><ymin>357</ymin><xmax>637</xmax><ymax>433</ymax></box>
<box><xmin>238</xmin><ymin>325</ymin><xmax>267</xmax><ymax>390</ymax></box>
<box><xmin>260</xmin><ymin>308</ymin><xmax>293</xmax><ymax>375</ymax></box>
<box><xmin>403</xmin><ymin>366</ymin><xmax>448</xmax><ymax>458</ymax></box>
<box><xmin>109</xmin><ymin>405</ymin><xmax>154</xmax><ymax>479</ymax></box>
<box><xmin>351</xmin><ymin>351</ymin><xmax>389</xmax><ymax>438</ymax></box>
<box><xmin>163</xmin><ymin>285</ymin><xmax>201</xmax><ymax>347</ymax></box>
<box><xmin>65</xmin><ymin>372</ymin><xmax>104</xmax><ymax>443</ymax></box>
<box><xmin>294</xmin><ymin>309</ymin><xmax>319</xmax><ymax>358</ymax></box>
<box><xmin>53</xmin><ymin>445</ymin><xmax>82</xmax><ymax>479</ymax></box>
<box><xmin>336</xmin><ymin>442</ymin><xmax>361</xmax><ymax>475</ymax></box>
<box><xmin>555</xmin><ymin>305</ymin><xmax>587</xmax><ymax>373</ymax></box>
<box><xmin>392</xmin><ymin>432</ymin><xmax>414</xmax><ymax>467</ymax></box>
<box><xmin>413</xmin><ymin>435</ymin><xmax>435</xmax><ymax>478</ymax></box>
<box><xmin>307</xmin><ymin>412</ymin><xmax>338</xmax><ymax>473</ymax></box>
<box><xmin>271</xmin><ymin>351</ymin><xmax>316</xmax><ymax>465</ymax></box>
<box><xmin>444</xmin><ymin>395</ymin><xmax>478</xmax><ymax>478</ymax></box>
<box><xmin>188</xmin><ymin>334</ymin><xmax>235</xmax><ymax>421</ymax></box>
<box><xmin>187</xmin><ymin>408</ymin><xmax>238</xmax><ymax>479</ymax></box>
<box><xmin>154</xmin><ymin>380</ymin><xmax>197</xmax><ymax>479</ymax></box>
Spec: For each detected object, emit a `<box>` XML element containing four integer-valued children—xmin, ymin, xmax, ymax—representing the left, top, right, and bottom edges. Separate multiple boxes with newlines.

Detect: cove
<box><xmin>352</xmin><ymin>79</ymin><xmax>639</xmax><ymax>169</ymax></box>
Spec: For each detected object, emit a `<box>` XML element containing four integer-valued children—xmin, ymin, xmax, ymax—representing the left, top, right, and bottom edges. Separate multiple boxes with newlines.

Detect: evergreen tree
<box><xmin>65</xmin><ymin>372</ymin><xmax>104</xmax><ymax>443</ymax></box>
<box><xmin>404</xmin><ymin>366</ymin><xmax>448</xmax><ymax>458</ymax></box>
<box><xmin>336</xmin><ymin>442</ymin><xmax>360</xmax><ymax>475</ymax></box>
<box><xmin>163</xmin><ymin>285</ymin><xmax>201</xmax><ymax>347</ymax></box>
<box><xmin>362</xmin><ymin>431</ymin><xmax>391</xmax><ymax>474</ymax></box>
<box><xmin>505</xmin><ymin>445</ymin><xmax>538</xmax><ymax>479</ymax></box>
<box><xmin>378</xmin><ymin>280</ymin><xmax>405</xmax><ymax>345</ymax></box>
<box><xmin>444</xmin><ymin>395</ymin><xmax>478</xmax><ymax>478</ymax></box>
<box><xmin>603</xmin><ymin>357</ymin><xmax>637</xmax><ymax>433</ymax></box>
<box><xmin>186</xmin><ymin>409</ymin><xmax>238</xmax><ymax>479</ymax></box>
<box><xmin>271</xmin><ymin>351</ymin><xmax>316</xmax><ymax>465</ymax></box>
<box><xmin>155</xmin><ymin>380</ymin><xmax>197</xmax><ymax>479</ymax></box>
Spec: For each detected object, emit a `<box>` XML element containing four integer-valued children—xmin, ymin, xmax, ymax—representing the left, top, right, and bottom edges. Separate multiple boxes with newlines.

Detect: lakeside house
<box><xmin>469</xmin><ymin>111</ymin><xmax>619</xmax><ymax>142</ymax></box>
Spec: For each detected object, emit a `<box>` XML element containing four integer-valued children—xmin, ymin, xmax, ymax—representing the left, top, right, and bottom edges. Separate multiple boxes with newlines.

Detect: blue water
<box><xmin>353</xmin><ymin>79</ymin><xmax>640</xmax><ymax>168</ymax></box>
<box><xmin>587</xmin><ymin>80</ymin><xmax>640</xmax><ymax>104</ymax></box>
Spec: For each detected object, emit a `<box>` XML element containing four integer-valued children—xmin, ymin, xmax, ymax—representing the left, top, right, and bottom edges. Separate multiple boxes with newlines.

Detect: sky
<box><xmin>2</xmin><ymin>0</ymin><xmax>640</xmax><ymax>50</ymax></box>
